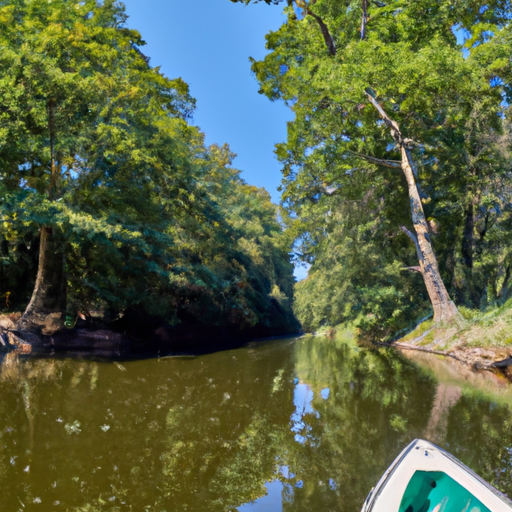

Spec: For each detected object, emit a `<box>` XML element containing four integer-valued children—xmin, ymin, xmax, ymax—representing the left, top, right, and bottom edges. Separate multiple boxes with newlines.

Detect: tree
<box><xmin>0</xmin><ymin>0</ymin><xmax>299</xmax><ymax>339</ymax></box>
<box><xmin>0</xmin><ymin>0</ymin><xmax>194</xmax><ymax>330</ymax></box>
<box><xmin>0</xmin><ymin>0</ymin><xmax>297</xmax><ymax>338</ymax></box>
<box><xmin>229</xmin><ymin>0</ymin><xmax>512</xmax><ymax>327</ymax></box>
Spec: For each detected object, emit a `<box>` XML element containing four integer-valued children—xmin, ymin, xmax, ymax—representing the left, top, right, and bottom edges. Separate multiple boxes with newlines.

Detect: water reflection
<box><xmin>0</xmin><ymin>336</ymin><xmax>512</xmax><ymax>511</ymax></box>
<box><xmin>291</xmin><ymin>383</ymin><xmax>317</xmax><ymax>444</ymax></box>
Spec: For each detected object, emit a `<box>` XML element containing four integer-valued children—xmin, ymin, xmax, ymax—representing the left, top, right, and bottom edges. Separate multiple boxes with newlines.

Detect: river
<box><xmin>1</xmin><ymin>334</ymin><xmax>512</xmax><ymax>511</ymax></box>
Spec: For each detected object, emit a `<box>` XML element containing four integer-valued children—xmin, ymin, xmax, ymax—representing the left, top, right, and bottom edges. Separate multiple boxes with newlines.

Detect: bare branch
<box><xmin>364</xmin><ymin>92</ymin><xmax>419</xmax><ymax>177</ymax></box>
<box><xmin>364</xmin><ymin>90</ymin><xmax>402</xmax><ymax>142</ymax></box>
<box><xmin>307</xmin><ymin>8</ymin><xmax>336</xmax><ymax>55</ymax></box>
<box><xmin>348</xmin><ymin>150</ymin><xmax>402</xmax><ymax>169</ymax></box>
<box><xmin>401</xmin><ymin>225</ymin><xmax>423</xmax><ymax>263</ymax></box>
<box><xmin>402</xmin><ymin>266</ymin><xmax>423</xmax><ymax>274</ymax></box>
<box><xmin>403</xmin><ymin>138</ymin><xmax>422</xmax><ymax>148</ymax></box>
<box><xmin>322</xmin><ymin>185</ymin><xmax>339</xmax><ymax>195</ymax></box>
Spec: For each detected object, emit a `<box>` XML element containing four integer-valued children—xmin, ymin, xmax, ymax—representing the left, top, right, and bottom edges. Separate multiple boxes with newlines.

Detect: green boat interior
<box><xmin>399</xmin><ymin>470</ymin><xmax>492</xmax><ymax>512</ymax></box>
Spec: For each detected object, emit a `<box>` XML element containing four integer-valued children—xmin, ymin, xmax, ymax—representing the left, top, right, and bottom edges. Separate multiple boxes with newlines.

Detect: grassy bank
<box><xmin>309</xmin><ymin>300</ymin><xmax>512</xmax><ymax>374</ymax></box>
<box><xmin>399</xmin><ymin>298</ymin><xmax>512</xmax><ymax>351</ymax></box>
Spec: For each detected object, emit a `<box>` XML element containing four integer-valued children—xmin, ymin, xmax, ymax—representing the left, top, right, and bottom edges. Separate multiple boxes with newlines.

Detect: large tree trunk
<box><xmin>18</xmin><ymin>228</ymin><xmax>66</xmax><ymax>332</ymax></box>
<box><xmin>365</xmin><ymin>92</ymin><xmax>460</xmax><ymax>323</ymax></box>
<box><xmin>400</xmin><ymin>148</ymin><xmax>459</xmax><ymax>322</ymax></box>
<box><xmin>18</xmin><ymin>100</ymin><xmax>66</xmax><ymax>333</ymax></box>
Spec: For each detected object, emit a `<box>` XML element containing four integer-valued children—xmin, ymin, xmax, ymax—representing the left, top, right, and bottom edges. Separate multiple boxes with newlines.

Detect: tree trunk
<box><xmin>18</xmin><ymin>100</ymin><xmax>66</xmax><ymax>332</ymax></box>
<box><xmin>460</xmin><ymin>198</ymin><xmax>481</xmax><ymax>307</ymax></box>
<box><xmin>365</xmin><ymin>91</ymin><xmax>459</xmax><ymax>323</ymax></box>
<box><xmin>461</xmin><ymin>201</ymin><xmax>474</xmax><ymax>272</ymax></box>
<box><xmin>498</xmin><ymin>264</ymin><xmax>511</xmax><ymax>300</ymax></box>
<box><xmin>400</xmin><ymin>147</ymin><xmax>459</xmax><ymax>322</ymax></box>
<box><xmin>18</xmin><ymin>228</ymin><xmax>66</xmax><ymax>332</ymax></box>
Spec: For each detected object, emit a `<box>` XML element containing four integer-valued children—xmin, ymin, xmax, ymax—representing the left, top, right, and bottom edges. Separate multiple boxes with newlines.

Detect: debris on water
<box><xmin>100</xmin><ymin>424</ymin><xmax>111</xmax><ymax>432</ymax></box>
<box><xmin>272</xmin><ymin>369</ymin><xmax>284</xmax><ymax>394</ymax></box>
<box><xmin>64</xmin><ymin>421</ymin><xmax>81</xmax><ymax>434</ymax></box>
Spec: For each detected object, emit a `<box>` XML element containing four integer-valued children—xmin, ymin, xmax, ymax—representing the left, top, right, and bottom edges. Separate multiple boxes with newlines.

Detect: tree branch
<box><xmin>348</xmin><ymin>150</ymin><xmax>402</xmax><ymax>169</ymax></box>
<box><xmin>401</xmin><ymin>225</ymin><xmax>423</xmax><ymax>263</ymax></box>
<box><xmin>364</xmin><ymin>90</ymin><xmax>402</xmax><ymax>143</ymax></box>
<box><xmin>402</xmin><ymin>266</ymin><xmax>423</xmax><ymax>274</ymax></box>
<box><xmin>306</xmin><ymin>8</ymin><xmax>336</xmax><ymax>55</ymax></box>
<box><xmin>364</xmin><ymin>92</ymin><xmax>419</xmax><ymax>177</ymax></box>
<box><xmin>361</xmin><ymin>0</ymin><xmax>369</xmax><ymax>40</ymax></box>
<box><xmin>304</xmin><ymin>0</ymin><xmax>336</xmax><ymax>56</ymax></box>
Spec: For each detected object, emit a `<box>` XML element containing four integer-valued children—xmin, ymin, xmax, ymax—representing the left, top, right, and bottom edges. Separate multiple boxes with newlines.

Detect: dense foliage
<box><xmin>0</xmin><ymin>0</ymin><xmax>296</xmax><ymax>335</ymax></box>
<box><xmin>232</xmin><ymin>0</ymin><xmax>512</xmax><ymax>338</ymax></box>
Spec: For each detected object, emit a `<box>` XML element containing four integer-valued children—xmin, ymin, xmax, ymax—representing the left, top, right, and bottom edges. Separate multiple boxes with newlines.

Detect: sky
<box><xmin>122</xmin><ymin>0</ymin><xmax>309</xmax><ymax>280</ymax></box>
<box><xmin>122</xmin><ymin>0</ymin><xmax>292</xmax><ymax>204</ymax></box>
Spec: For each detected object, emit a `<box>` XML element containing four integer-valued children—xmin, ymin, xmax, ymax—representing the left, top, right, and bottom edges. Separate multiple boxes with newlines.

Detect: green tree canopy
<box><xmin>0</xmin><ymin>0</ymin><xmax>297</xmax><ymax>338</ymax></box>
<box><xmin>231</xmin><ymin>0</ymin><xmax>512</xmax><ymax>336</ymax></box>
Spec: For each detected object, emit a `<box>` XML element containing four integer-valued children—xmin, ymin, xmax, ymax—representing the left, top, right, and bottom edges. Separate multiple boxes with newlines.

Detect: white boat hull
<box><xmin>361</xmin><ymin>439</ymin><xmax>512</xmax><ymax>512</ymax></box>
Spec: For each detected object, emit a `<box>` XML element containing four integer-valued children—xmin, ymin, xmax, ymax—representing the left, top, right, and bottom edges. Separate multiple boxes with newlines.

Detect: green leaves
<box><xmin>0</xmin><ymin>0</ymin><xmax>297</xmax><ymax>331</ymax></box>
<box><xmin>242</xmin><ymin>0</ymin><xmax>512</xmax><ymax>333</ymax></box>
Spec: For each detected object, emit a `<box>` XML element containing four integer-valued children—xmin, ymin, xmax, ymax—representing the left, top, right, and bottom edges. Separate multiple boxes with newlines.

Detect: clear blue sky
<box><xmin>122</xmin><ymin>0</ymin><xmax>292</xmax><ymax>204</ymax></box>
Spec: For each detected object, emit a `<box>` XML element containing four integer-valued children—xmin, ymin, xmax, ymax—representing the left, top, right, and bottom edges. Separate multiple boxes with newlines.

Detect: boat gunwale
<box><xmin>361</xmin><ymin>440</ymin><xmax>418</xmax><ymax>512</ymax></box>
<box><xmin>361</xmin><ymin>439</ymin><xmax>512</xmax><ymax>512</ymax></box>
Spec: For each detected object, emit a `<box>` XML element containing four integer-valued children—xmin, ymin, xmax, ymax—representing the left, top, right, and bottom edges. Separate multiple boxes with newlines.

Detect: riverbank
<box><xmin>0</xmin><ymin>309</ymin><xmax>301</xmax><ymax>358</ymax></box>
<box><xmin>313</xmin><ymin>299</ymin><xmax>512</xmax><ymax>380</ymax></box>
<box><xmin>391</xmin><ymin>298</ymin><xmax>512</xmax><ymax>375</ymax></box>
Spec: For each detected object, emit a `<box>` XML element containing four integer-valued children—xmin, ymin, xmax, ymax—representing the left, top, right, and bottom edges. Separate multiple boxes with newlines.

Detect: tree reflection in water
<box><xmin>0</xmin><ymin>337</ymin><xmax>512</xmax><ymax>511</ymax></box>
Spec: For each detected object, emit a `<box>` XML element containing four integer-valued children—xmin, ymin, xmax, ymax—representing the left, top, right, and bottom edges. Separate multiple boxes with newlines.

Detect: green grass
<box><xmin>399</xmin><ymin>319</ymin><xmax>434</xmax><ymax>344</ymax></box>
<box><xmin>452</xmin><ymin>298</ymin><xmax>512</xmax><ymax>349</ymax></box>
<box><xmin>396</xmin><ymin>299</ymin><xmax>512</xmax><ymax>350</ymax></box>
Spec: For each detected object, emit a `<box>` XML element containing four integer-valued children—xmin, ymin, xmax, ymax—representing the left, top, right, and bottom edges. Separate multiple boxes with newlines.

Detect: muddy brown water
<box><xmin>1</xmin><ymin>335</ymin><xmax>512</xmax><ymax>511</ymax></box>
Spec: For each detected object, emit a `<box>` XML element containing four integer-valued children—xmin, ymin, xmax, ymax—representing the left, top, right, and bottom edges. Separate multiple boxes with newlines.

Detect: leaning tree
<box><xmin>229</xmin><ymin>0</ymin><xmax>512</xmax><ymax>323</ymax></box>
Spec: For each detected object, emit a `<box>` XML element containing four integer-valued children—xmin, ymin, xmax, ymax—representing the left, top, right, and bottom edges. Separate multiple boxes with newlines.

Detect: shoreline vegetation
<box><xmin>0</xmin><ymin>309</ymin><xmax>301</xmax><ymax>358</ymax></box>
<box><xmin>0</xmin><ymin>0</ymin><xmax>300</xmax><ymax>348</ymax></box>
<box><xmin>310</xmin><ymin>298</ymin><xmax>512</xmax><ymax>381</ymax></box>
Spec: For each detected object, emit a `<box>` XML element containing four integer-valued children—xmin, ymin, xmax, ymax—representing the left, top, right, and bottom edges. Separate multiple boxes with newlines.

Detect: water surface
<box><xmin>1</xmin><ymin>336</ymin><xmax>512</xmax><ymax>511</ymax></box>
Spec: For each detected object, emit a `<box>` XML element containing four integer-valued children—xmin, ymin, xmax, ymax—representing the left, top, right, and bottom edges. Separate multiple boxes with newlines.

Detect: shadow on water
<box><xmin>1</xmin><ymin>335</ymin><xmax>512</xmax><ymax>511</ymax></box>
<box><xmin>13</xmin><ymin>332</ymin><xmax>302</xmax><ymax>364</ymax></box>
